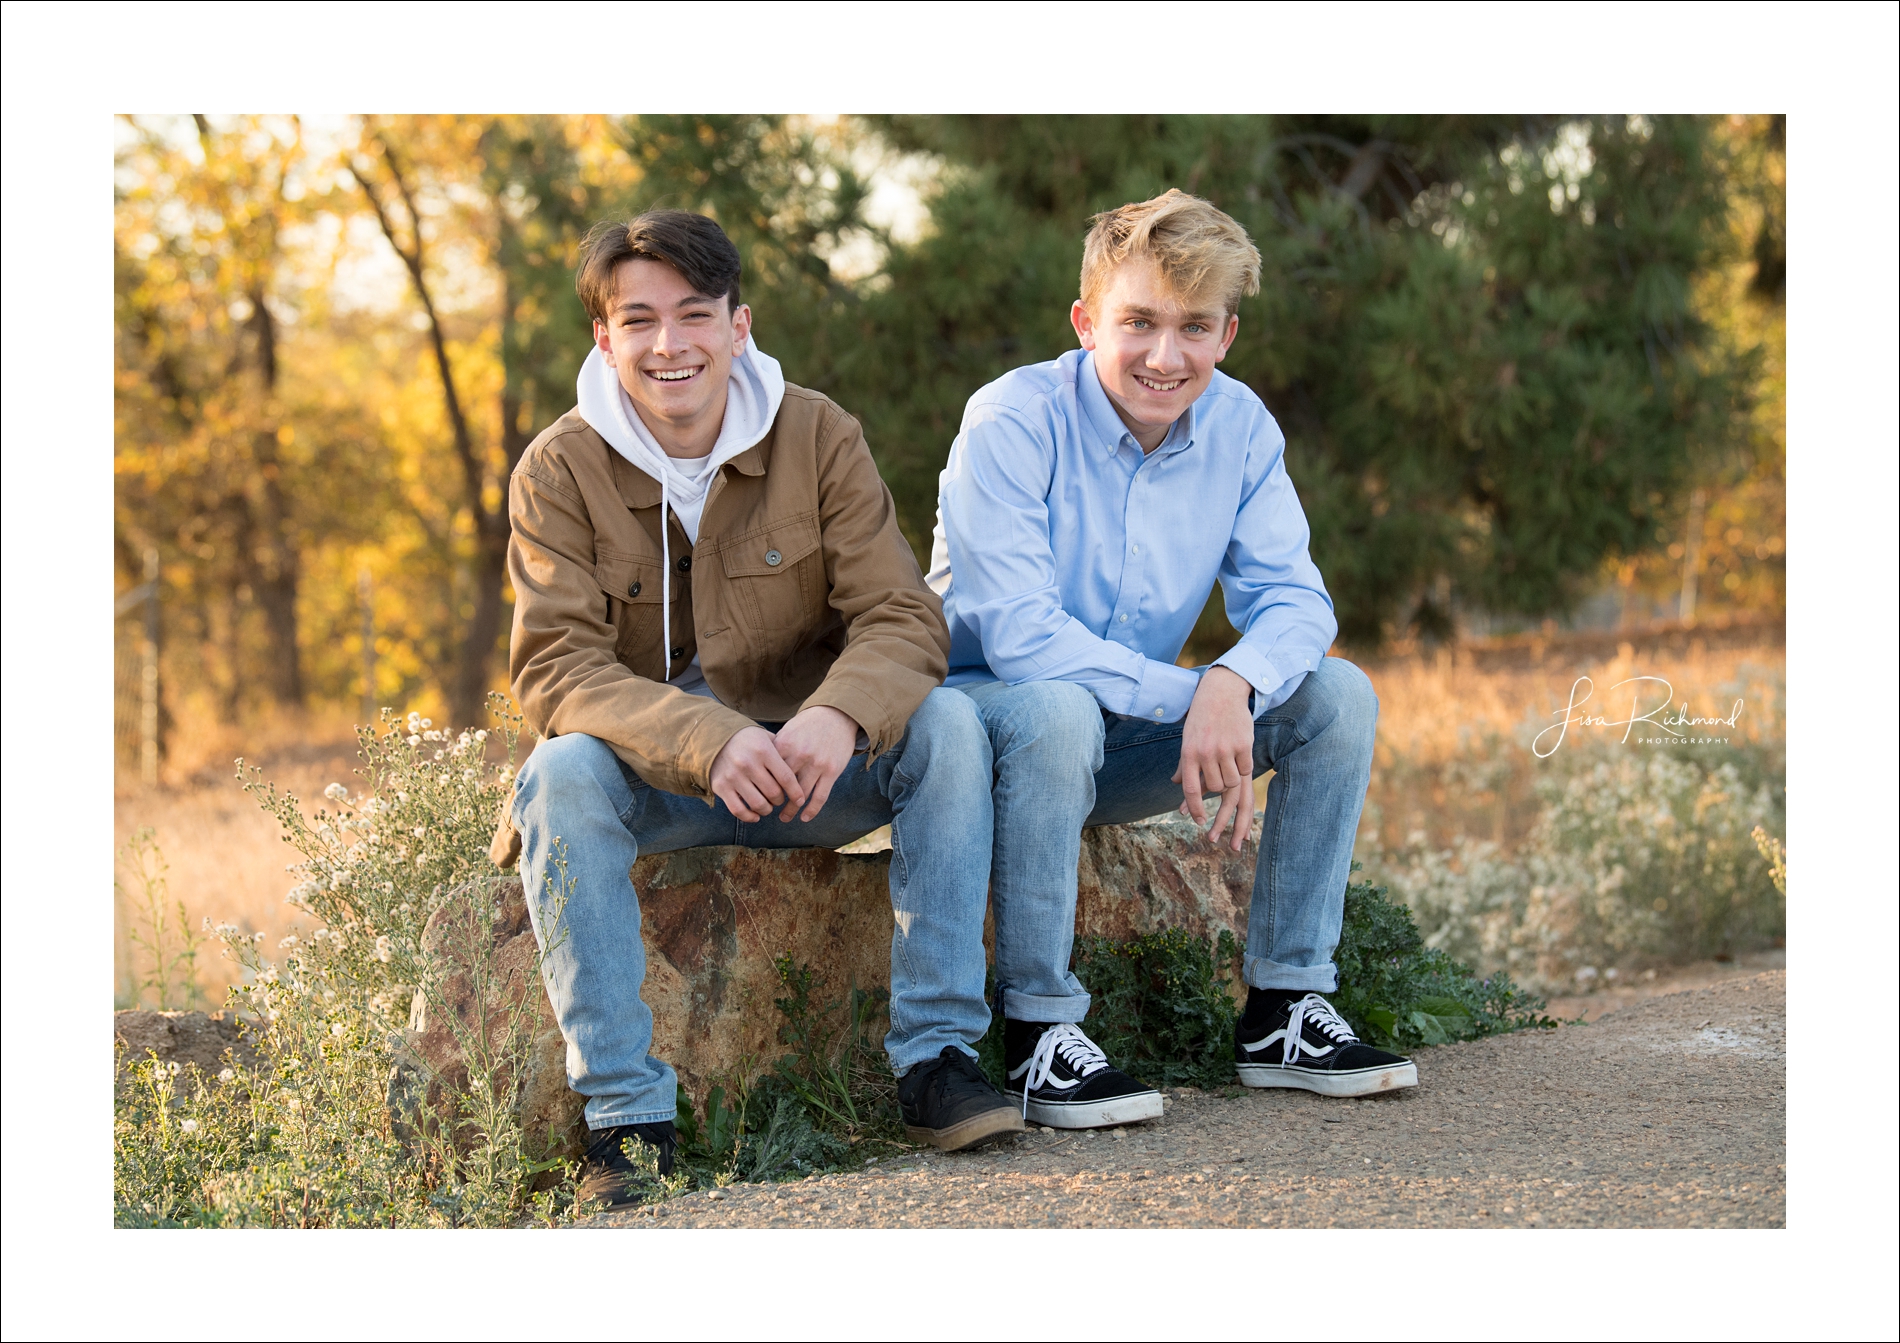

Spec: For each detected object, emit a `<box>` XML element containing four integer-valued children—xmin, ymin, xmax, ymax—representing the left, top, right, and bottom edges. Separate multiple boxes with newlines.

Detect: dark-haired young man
<box><xmin>494</xmin><ymin>211</ymin><xmax>1021</xmax><ymax>1208</ymax></box>
<box><xmin>931</xmin><ymin>190</ymin><xmax>1416</xmax><ymax>1128</ymax></box>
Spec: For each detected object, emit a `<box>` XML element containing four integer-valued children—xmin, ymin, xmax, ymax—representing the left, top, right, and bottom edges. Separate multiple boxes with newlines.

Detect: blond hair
<box><xmin>1079</xmin><ymin>189</ymin><xmax>1262</xmax><ymax>317</ymax></box>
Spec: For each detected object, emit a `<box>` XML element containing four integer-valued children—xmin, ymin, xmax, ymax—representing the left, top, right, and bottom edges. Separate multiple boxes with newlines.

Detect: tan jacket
<box><xmin>490</xmin><ymin>385</ymin><xmax>948</xmax><ymax>863</ymax></box>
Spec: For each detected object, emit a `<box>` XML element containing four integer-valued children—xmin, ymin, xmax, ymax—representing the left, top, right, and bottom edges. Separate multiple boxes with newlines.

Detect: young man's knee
<box><xmin>897</xmin><ymin>686</ymin><xmax>993</xmax><ymax>778</ymax></box>
<box><xmin>1312</xmin><ymin>658</ymin><xmax>1379</xmax><ymax>740</ymax></box>
<box><xmin>516</xmin><ymin>732</ymin><xmax>623</xmax><ymax>814</ymax></box>
<box><xmin>990</xmin><ymin>679</ymin><xmax>1104</xmax><ymax>757</ymax></box>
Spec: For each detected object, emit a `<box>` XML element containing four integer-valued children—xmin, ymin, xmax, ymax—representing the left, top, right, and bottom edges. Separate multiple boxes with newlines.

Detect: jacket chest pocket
<box><xmin>718</xmin><ymin>513</ymin><xmax>821</xmax><ymax>634</ymax></box>
<box><xmin>593</xmin><ymin>552</ymin><xmax>664</xmax><ymax>666</ymax></box>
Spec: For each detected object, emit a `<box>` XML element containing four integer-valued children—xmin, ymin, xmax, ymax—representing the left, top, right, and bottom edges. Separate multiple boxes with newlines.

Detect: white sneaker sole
<box><xmin>1004</xmin><ymin>1088</ymin><xmax>1165</xmax><ymax>1129</ymax></box>
<box><xmin>1236</xmin><ymin>1060</ymin><xmax>1418</xmax><ymax>1097</ymax></box>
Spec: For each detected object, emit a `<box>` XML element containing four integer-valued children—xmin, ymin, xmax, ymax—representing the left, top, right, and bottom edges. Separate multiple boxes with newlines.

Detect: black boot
<box><xmin>577</xmin><ymin>1120</ymin><xmax>678</xmax><ymax>1210</ymax></box>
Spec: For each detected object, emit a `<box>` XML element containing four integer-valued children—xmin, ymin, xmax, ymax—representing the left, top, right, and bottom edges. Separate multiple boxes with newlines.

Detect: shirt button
<box><xmin>1153</xmin><ymin>707</ymin><xmax>1165</xmax><ymax>717</ymax></box>
<box><xmin>1118</xmin><ymin>613</ymin><xmax>1128</xmax><ymax>623</ymax></box>
<box><xmin>677</xmin><ymin>555</ymin><xmax>692</xmax><ymax>573</ymax></box>
<box><xmin>1131</xmin><ymin>544</ymin><xmax>1139</xmax><ymax>554</ymax></box>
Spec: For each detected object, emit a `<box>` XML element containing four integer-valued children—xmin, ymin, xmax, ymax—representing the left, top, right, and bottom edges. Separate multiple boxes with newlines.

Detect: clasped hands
<box><xmin>709</xmin><ymin>704</ymin><xmax>859</xmax><ymax>824</ymax></box>
<box><xmin>1173</xmin><ymin>664</ymin><xmax>1258</xmax><ymax>853</ymax></box>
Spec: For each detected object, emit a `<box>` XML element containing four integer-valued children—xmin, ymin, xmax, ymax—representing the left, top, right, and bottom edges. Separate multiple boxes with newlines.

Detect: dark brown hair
<box><xmin>575</xmin><ymin>210</ymin><xmax>743</xmax><ymax>325</ymax></box>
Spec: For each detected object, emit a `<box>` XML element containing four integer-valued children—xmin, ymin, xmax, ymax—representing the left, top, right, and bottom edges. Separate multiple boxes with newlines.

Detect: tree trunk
<box><xmin>452</xmin><ymin>523</ymin><xmax>509</xmax><ymax>728</ymax></box>
<box><xmin>245</xmin><ymin>291</ymin><xmax>303</xmax><ymax>706</ymax></box>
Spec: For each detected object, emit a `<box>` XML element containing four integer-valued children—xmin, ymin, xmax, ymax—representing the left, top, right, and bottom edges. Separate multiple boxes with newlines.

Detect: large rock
<box><xmin>411</xmin><ymin>816</ymin><xmax>1256</xmax><ymax>1162</ymax></box>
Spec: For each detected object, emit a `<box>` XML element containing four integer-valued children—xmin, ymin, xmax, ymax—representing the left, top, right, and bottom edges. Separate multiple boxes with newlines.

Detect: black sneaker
<box><xmin>1235</xmin><ymin>993</ymin><xmax>1418</xmax><ymax>1096</ymax></box>
<box><xmin>1003</xmin><ymin>1021</ymin><xmax>1163</xmax><ymax>1128</ymax></box>
<box><xmin>897</xmin><ymin>1045</ymin><xmax>1024</xmax><ymax>1152</ymax></box>
<box><xmin>577</xmin><ymin>1120</ymin><xmax>677</xmax><ymax>1210</ymax></box>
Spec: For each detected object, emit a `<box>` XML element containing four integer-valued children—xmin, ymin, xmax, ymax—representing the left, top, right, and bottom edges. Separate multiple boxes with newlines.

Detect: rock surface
<box><xmin>409</xmin><ymin>817</ymin><xmax>1256</xmax><ymax>1162</ymax></box>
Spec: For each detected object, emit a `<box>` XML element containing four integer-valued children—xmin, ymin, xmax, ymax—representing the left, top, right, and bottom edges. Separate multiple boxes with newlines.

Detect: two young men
<box><xmin>500</xmin><ymin>194</ymin><xmax>1411</xmax><ymax>1208</ymax></box>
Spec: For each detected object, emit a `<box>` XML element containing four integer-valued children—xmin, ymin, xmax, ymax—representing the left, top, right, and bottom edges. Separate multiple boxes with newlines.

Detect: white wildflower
<box><xmin>407</xmin><ymin>734</ymin><xmax>422</xmax><ymax>747</ymax></box>
<box><xmin>217</xmin><ymin>1068</ymin><xmax>235</xmax><ymax>1082</ymax></box>
<box><xmin>179</xmin><ymin>1118</ymin><xmax>199</xmax><ymax>1134</ymax></box>
<box><xmin>433</xmin><ymin>749</ymin><xmax>445</xmax><ymax>762</ymax></box>
<box><xmin>407</xmin><ymin>712</ymin><xmax>422</xmax><ymax>731</ymax></box>
<box><xmin>279</xmin><ymin>934</ymin><xmax>300</xmax><ymax>950</ymax></box>
<box><xmin>375</xmin><ymin>935</ymin><xmax>393</xmax><ymax>963</ymax></box>
<box><xmin>474</xmin><ymin>730</ymin><xmax>487</xmax><ymax>742</ymax></box>
<box><xmin>463</xmin><ymin>768</ymin><xmax>477</xmax><ymax>780</ymax></box>
<box><xmin>413</xmin><ymin>825</ymin><xmax>426</xmax><ymax>838</ymax></box>
<box><xmin>254</xmin><ymin>931</ymin><xmax>267</xmax><ymax>944</ymax></box>
<box><xmin>331</xmin><ymin>1022</ymin><xmax>346</xmax><ymax>1037</ymax></box>
<box><xmin>167</xmin><ymin>1061</ymin><xmax>181</xmax><ymax>1076</ymax></box>
<box><xmin>421</xmin><ymin>718</ymin><xmax>433</xmax><ymax>729</ymax></box>
<box><xmin>324</xmin><ymin>782</ymin><xmax>349</xmax><ymax>802</ymax></box>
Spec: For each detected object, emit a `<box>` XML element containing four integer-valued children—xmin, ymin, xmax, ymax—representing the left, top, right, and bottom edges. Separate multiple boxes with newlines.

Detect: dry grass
<box><xmin>1357</xmin><ymin>632</ymin><xmax>1784</xmax><ymax>855</ymax></box>
<box><xmin>114</xmin><ymin>706</ymin><xmax>366</xmax><ymax>1009</ymax></box>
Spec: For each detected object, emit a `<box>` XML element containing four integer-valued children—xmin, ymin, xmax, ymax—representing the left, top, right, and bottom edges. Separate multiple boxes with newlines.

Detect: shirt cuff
<box><xmin>1212</xmin><ymin>643</ymin><xmax>1310</xmax><ymax>718</ymax></box>
<box><xmin>1128</xmin><ymin>659</ymin><xmax>1203</xmax><ymax>723</ymax></box>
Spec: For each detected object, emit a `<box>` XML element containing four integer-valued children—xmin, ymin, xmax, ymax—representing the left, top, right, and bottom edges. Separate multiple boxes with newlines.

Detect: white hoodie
<box><xmin>575</xmin><ymin>340</ymin><xmax>785</xmax><ymax>687</ymax></box>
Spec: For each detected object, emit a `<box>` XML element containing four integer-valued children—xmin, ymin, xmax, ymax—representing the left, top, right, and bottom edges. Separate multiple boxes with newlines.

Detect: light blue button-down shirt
<box><xmin>926</xmin><ymin>348</ymin><xmax>1337</xmax><ymax>723</ymax></box>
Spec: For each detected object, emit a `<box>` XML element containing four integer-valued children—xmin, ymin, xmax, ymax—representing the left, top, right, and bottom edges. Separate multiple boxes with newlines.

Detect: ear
<box><xmin>594</xmin><ymin>320</ymin><xmax>612</xmax><ymax>356</ymax></box>
<box><xmin>1071</xmin><ymin>299</ymin><xmax>1098</xmax><ymax>351</ymax></box>
<box><xmin>1213</xmin><ymin>311</ymin><xmax>1240</xmax><ymax>363</ymax></box>
<box><xmin>729</xmin><ymin>302</ymin><xmax>753</xmax><ymax>356</ymax></box>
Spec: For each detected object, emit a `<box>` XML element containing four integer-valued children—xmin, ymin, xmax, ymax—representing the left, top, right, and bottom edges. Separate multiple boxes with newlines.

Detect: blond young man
<box><xmin>929</xmin><ymin>190</ymin><xmax>1416</xmax><ymax>1126</ymax></box>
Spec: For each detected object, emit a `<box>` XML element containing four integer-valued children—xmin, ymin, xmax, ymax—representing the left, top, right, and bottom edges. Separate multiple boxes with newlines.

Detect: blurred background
<box><xmin>114</xmin><ymin>114</ymin><xmax>1784</xmax><ymax>1011</ymax></box>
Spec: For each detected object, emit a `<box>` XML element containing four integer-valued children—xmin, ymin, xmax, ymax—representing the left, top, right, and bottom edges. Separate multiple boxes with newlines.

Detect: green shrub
<box><xmin>1332</xmin><ymin>877</ymin><xmax>1557</xmax><ymax>1051</ymax></box>
<box><xmin>1066</xmin><ymin>928</ymin><xmax>1245</xmax><ymax>1090</ymax></box>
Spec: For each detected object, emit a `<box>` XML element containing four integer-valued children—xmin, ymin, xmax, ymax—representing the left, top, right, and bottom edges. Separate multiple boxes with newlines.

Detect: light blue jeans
<box><xmin>512</xmin><ymin>688</ymin><xmax>995</xmax><ymax>1130</ymax></box>
<box><xmin>959</xmin><ymin>657</ymin><xmax>1378</xmax><ymax>1023</ymax></box>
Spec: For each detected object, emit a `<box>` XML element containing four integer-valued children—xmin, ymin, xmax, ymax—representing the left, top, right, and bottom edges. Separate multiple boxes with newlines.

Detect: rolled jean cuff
<box><xmin>1244</xmin><ymin>956</ymin><xmax>1337</xmax><ymax>995</ymax></box>
<box><xmin>888</xmin><ymin>1037</ymin><xmax>980</xmax><ymax>1079</ymax></box>
<box><xmin>585</xmin><ymin>1106</ymin><xmax>679</xmax><ymax>1131</ymax></box>
<box><xmin>1003</xmin><ymin>988</ymin><xmax>1092</xmax><ymax>1024</ymax></box>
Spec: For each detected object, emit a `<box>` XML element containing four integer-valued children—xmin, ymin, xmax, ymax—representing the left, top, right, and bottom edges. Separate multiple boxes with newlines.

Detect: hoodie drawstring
<box><xmin>659</xmin><ymin>475</ymin><xmax>672</xmax><ymax>683</ymax></box>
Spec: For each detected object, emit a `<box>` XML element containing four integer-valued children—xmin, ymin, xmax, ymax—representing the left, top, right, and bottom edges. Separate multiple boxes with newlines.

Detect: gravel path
<box><xmin>583</xmin><ymin>971</ymin><xmax>1784</xmax><ymax>1230</ymax></box>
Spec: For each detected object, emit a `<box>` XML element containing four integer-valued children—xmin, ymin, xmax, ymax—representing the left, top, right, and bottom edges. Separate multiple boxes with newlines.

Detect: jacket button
<box><xmin>627</xmin><ymin>581</ymin><xmax>641</xmax><ymax>597</ymax></box>
<box><xmin>677</xmin><ymin>555</ymin><xmax>692</xmax><ymax>573</ymax></box>
<box><xmin>765</xmin><ymin>549</ymin><xmax>782</xmax><ymax>567</ymax></box>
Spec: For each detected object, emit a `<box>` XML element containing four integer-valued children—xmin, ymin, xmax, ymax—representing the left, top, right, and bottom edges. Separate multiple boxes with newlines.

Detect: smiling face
<box><xmin>1071</xmin><ymin>258</ymin><xmax>1238</xmax><ymax>452</ymax></box>
<box><xmin>594</xmin><ymin>257</ymin><xmax>753</xmax><ymax>459</ymax></box>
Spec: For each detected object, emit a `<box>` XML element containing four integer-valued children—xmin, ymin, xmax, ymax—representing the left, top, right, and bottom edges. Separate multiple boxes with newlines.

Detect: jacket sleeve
<box><xmin>797</xmin><ymin>408</ymin><xmax>950</xmax><ymax>754</ymax></box>
<box><xmin>507</xmin><ymin>458</ymin><xmax>754</xmax><ymax>801</ymax></box>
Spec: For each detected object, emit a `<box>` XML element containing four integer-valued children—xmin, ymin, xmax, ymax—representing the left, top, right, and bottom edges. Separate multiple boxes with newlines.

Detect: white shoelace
<box><xmin>1013</xmin><ymin>1023</ymin><xmax>1110</xmax><ymax>1117</ymax></box>
<box><xmin>1283</xmin><ymin>994</ymin><xmax>1358</xmax><ymax>1064</ymax></box>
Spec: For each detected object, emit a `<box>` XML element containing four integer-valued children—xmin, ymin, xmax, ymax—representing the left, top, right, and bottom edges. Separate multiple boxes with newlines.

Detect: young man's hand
<box><xmin>1173</xmin><ymin>665</ymin><xmax>1257</xmax><ymax>852</ymax></box>
<box><xmin>709</xmin><ymin>726</ymin><xmax>804</xmax><ymax>823</ymax></box>
<box><xmin>772</xmin><ymin>705</ymin><xmax>861</xmax><ymax>823</ymax></box>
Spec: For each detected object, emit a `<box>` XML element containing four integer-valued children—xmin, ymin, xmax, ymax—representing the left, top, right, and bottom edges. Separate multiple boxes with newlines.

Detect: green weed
<box><xmin>113</xmin><ymin>699</ymin><xmax>585</xmax><ymax>1228</ymax></box>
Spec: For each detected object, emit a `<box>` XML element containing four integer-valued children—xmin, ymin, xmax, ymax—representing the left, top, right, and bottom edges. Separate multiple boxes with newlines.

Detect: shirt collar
<box><xmin>1077</xmin><ymin>350</ymin><xmax>1199</xmax><ymax>459</ymax></box>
